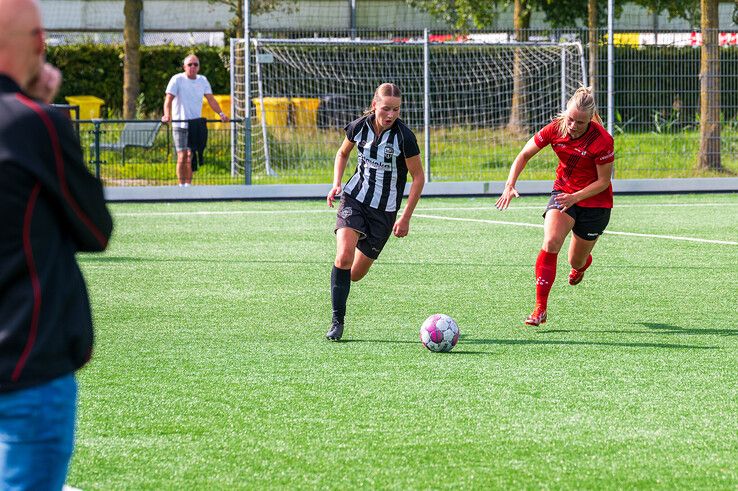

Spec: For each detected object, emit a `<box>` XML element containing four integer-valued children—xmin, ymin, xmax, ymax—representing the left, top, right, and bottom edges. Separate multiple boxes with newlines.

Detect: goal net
<box><xmin>230</xmin><ymin>38</ymin><xmax>586</xmax><ymax>181</ymax></box>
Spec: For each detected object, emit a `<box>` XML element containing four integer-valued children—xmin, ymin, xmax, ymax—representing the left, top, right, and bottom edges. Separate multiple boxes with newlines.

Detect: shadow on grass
<box><xmin>638</xmin><ymin>322</ymin><xmax>737</xmax><ymax>337</ymax></box>
<box><xmin>78</xmin><ymin>255</ymin><xmax>533</xmax><ymax>269</ymax></box>
<box><xmin>463</xmin><ymin>337</ymin><xmax>716</xmax><ymax>350</ymax></box>
<box><xmin>78</xmin><ymin>255</ymin><xmax>329</xmax><ymax>265</ymax></box>
<box><xmin>539</xmin><ymin>322</ymin><xmax>737</xmax><ymax>337</ymax></box>
<box><xmin>332</xmin><ymin>338</ymin><xmax>489</xmax><ymax>355</ymax></box>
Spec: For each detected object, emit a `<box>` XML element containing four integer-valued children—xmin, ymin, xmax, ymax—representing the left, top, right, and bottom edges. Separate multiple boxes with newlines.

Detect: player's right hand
<box><xmin>495</xmin><ymin>185</ymin><xmax>519</xmax><ymax>210</ymax></box>
<box><xmin>25</xmin><ymin>63</ymin><xmax>61</xmax><ymax>104</ymax></box>
<box><xmin>327</xmin><ymin>185</ymin><xmax>342</xmax><ymax>207</ymax></box>
<box><xmin>161</xmin><ymin>114</ymin><xmax>170</xmax><ymax>123</ymax></box>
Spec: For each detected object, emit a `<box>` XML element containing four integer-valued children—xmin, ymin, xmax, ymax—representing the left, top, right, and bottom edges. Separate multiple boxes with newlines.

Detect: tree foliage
<box><xmin>407</xmin><ymin>0</ymin><xmax>502</xmax><ymax>29</ymax></box>
<box><xmin>407</xmin><ymin>0</ymin><xmax>701</xmax><ymax>29</ymax></box>
<box><xmin>630</xmin><ymin>0</ymin><xmax>700</xmax><ymax>26</ymax></box>
<box><xmin>208</xmin><ymin>0</ymin><xmax>297</xmax><ymax>38</ymax></box>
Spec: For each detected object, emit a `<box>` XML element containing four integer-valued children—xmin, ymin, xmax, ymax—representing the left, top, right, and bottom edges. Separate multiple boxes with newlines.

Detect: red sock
<box><xmin>535</xmin><ymin>250</ymin><xmax>558</xmax><ymax>310</ymax></box>
<box><xmin>574</xmin><ymin>254</ymin><xmax>593</xmax><ymax>273</ymax></box>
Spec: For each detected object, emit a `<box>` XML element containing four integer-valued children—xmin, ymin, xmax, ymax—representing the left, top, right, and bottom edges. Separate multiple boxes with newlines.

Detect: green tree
<box><xmin>630</xmin><ymin>0</ymin><xmax>723</xmax><ymax>170</ymax></box>
<box><xmin>698</xmin><ymin>0</ymin><xmax>721</xmax><ymax>169</ymax></box>
<box><xmin>630</xmin><ymin>0</ymin><xmax>700</xmax><ymax>27</ymax></box>
<box><xmin>406</xmin><ymin>0</ymin><xmax>499</xmax><ymax>29</ymax></box>
<box><xmin>209</xmin><ymin>0</ymin><xmax>296</xmax><ymax>39</ymax></box>
<box><xmin>123</xmin><ymin>0</ymin><xmax>142</xmax><ymax>119</ymax></box>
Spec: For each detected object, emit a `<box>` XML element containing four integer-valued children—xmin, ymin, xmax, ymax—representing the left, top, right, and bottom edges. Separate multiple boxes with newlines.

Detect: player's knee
<box><xmin>334</xmin><ymin>254</ymin><xmax>353</xmax><ymax>270</ymax></box>
<box><xmin>541</xmin><ymin>240</ymin><xmax>563</xmax><ymax>253</ymax></box>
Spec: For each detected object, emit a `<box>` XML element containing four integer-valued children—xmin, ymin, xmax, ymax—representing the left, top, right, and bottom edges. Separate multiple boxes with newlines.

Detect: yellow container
<box><xmin>201</xmin><ymin>94</ymin><xmax>231</xmax><ymax>130</ymax></box>
<box><xmin>291</xmin><ymin>97</ymin><xmax>320</xmax><ymax>128</ymax></box>
<box><xmin>252</xmin><ymin>97</ymin><xmax>290</xmax><ymax>128</ymax></box>
<box><xmin>64</xmin><ymin>95</ymin><xmax>105</xmax><ymax>119</ymax></box>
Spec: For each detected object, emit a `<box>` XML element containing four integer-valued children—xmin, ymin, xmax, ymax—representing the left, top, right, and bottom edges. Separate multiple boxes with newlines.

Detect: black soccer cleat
<box><xmin>326</xmin><ymin>320</ymin><xmax>344</xmax><ymax>341</ymax></box>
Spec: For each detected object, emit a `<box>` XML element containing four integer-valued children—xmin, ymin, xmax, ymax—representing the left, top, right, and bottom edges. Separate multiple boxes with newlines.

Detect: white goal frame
<box><xmin>230</xmin><ymin>35</ymin><xmax>588</xmax><ymax>184</ymax></box>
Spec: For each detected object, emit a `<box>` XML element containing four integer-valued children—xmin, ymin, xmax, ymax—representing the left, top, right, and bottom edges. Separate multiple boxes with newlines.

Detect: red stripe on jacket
<box><xmin>12</xmin><ymin>182</ymin><xmax>43</xmax><ymax>381</ymax></box>
<box><xmin>15</xmin><ymin>94</ymin><xmax>108</xmax><ymax>248</ymax></box>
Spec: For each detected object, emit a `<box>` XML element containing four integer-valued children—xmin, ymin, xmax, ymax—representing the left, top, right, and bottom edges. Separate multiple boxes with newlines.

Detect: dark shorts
<box><xmin>335</xmin><ymin>193</ymin><xmax>397</xmax><ymax>260</ymax></box>
<box><xmin>544</xmin><ymin>191</ymin><xmax>611</xmax><ymax>241</ymax></box>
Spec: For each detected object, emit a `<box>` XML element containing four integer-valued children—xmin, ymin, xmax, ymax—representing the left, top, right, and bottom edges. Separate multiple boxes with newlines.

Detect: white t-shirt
<box><xmin>165</xmin><ymin>73</ymin><xmax>213</xmax><ymax>128</ymax></box>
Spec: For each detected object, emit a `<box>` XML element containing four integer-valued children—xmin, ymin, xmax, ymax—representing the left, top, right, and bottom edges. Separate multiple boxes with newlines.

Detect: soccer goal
<box><xmin>230</xmin><ymin>37</ymin><xmax>586</xmax><ymax>182</ymax></box>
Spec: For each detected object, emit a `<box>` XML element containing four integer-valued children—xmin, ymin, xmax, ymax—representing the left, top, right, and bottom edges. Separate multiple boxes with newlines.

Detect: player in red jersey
<box><xmin>495</xmin><ymin>87</ymin><xmax>615</xmax><ymax>326</ymax></box>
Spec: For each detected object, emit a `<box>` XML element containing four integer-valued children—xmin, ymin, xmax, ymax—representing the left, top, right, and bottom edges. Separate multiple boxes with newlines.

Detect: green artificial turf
<box><xmin>69</xmin><ymin>193</ymin><xmax>738</xmax><ymax>489</ymax></box>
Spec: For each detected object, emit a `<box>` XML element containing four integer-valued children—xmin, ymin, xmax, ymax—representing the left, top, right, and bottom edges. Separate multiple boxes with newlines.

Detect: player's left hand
<box><xmin>219</xmin><ymin>112</ymin><xmax>229</xmax><ymax>123</ymax></box>
<box><xmin>393</xmin><ymin>218</ymin><xmax>410</xmax><ymax>237</ymax></box>
<box><xmin>554</xmin><ymin>192</ymin><xmax>578</xmax><ymax>212</ymax></box>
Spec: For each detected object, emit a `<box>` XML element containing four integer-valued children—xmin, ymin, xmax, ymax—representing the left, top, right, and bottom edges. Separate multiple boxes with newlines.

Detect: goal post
<box><xmin>230</xmin><ymin>37</ymin><xmax>586</xmax><ymax>182</ymax></box>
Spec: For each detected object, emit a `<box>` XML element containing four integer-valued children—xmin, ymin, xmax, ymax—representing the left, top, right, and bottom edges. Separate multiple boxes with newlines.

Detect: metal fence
<box><xmin>229</xmin><ymin>29</ymin><xmax>738</xmax><ymax>184</ymax></box>
<box><xmin>53</xmin><ymin>28</ymin><xmax>738</xmax><ymax>187</ymax></box>
<box><xmin>70</xmin><ymin>119</ymin><xmax>241</xmax><ymax>186</ymax></box>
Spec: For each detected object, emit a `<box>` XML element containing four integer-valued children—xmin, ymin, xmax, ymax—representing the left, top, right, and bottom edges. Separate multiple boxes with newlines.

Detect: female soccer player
<box><xmin>495</xmin><ymin>86</ymin><xmax>614</xmax><ymax>326</ymax></box>
<box><xmin>325</xmin><ymin>83</ymin><xmax>425</xmax><ymax>341</ymax></box>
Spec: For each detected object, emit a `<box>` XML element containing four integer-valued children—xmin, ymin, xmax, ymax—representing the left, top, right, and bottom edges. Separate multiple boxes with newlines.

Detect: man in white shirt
<box><xmin>161</xmin><ymin>54</ymin><xmax>228</xmax><ymax>186</ymax></box>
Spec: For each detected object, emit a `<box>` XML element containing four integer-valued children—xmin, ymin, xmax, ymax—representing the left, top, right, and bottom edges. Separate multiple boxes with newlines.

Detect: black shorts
<box><xmin>544</xmin><ymin>191</ymin><xmax>611</xmax><ymax>241</ymax></box>
<box><xmin>335</xmin><ymin>194</ymin><xmax>397</xmax><ymax>260</ymax></box>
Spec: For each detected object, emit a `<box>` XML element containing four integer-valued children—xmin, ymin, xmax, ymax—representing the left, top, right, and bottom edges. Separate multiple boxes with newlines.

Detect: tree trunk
<box><xmin>588</xmin><ymin>0</ymin><xmax>597</xmax><ymax>91</ymax></box>
<box><xmin>698</xmin><ymin>0</ymin><xmax>721</xmax><ymax>170</ymax></box>
<box><xmin>508</xmin><ymin>0</ymin><xmax>530</xmax><ymax>133</ymax></box>
<box><xmin>123</xmin><ymin>0</ymin><xmax>142</xmax><ymax>119</ymax></box>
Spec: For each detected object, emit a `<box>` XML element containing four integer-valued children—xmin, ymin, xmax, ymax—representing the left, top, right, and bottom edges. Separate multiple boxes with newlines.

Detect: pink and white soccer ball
<box><xmin>420</xmin><ymin>314</ymin><xmax>460</xmax><ymax>352</ymax></box>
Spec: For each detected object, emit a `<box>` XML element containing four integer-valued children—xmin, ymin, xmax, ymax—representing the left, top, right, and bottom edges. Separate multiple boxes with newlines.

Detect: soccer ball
<box><xmin>420</xmin><ymin>314</ymin><xmax>460</xmax><ymax>352</ymax></box>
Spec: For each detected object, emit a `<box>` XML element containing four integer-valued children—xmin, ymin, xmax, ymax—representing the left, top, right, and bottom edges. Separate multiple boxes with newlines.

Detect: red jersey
<box><xmin>534</xmin><ymin>120</ymin><xmax>614</xmax><ymax>208</ymax></box>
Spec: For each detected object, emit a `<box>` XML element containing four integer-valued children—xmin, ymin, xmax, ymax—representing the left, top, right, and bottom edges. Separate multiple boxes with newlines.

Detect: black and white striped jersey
<box><xmin>342</xmin><ymin>114</ymin><xmax>420</xmax><ymax>213</ymax></box>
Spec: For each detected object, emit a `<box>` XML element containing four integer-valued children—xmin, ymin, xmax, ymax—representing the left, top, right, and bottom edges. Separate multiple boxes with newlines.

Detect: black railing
<box><xmin>72</xmin><ymin>119</ymin><xmax>244</xmax><ymax>187</ymax></box>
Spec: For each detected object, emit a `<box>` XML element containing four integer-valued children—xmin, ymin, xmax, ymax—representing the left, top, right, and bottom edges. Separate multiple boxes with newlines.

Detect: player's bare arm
<box><xmin>393</xmin><ymin>154</ymin><xmax>424</xmax><ymax>237</ymax></box>
<box><xmin>554</xmin><ymin>162</ymin><xmax>613</xmax><ymax>212</ymax></box>
<box><xmin>327</xmin><ymin>137</ymin><xmax>354</xmax><ymax>207</ymax></box>
<box><xmin>496</xmin><ymin>137</ymin><xmax>541</xmax><ymax>210</ymax></box>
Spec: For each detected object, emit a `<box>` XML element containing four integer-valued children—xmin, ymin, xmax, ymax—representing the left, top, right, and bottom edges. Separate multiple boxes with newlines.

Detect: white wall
<box><xmin>40</xmin><ymin>0</ymin><xmax>232</xmax><ymax>30</ymax></box>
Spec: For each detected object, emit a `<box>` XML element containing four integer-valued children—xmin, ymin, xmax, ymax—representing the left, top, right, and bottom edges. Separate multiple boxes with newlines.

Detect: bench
<box><xmin>92</xmin><ymin>121</ymin><xmax>162</xmax><ymax>164</ymax></box>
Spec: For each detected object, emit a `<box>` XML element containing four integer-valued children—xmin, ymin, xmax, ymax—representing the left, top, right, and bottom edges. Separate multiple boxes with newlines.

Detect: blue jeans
<box><xmin>0</xmin><ymin>374</ymin><xmax>77</xmax><ymax>491</ymax></box>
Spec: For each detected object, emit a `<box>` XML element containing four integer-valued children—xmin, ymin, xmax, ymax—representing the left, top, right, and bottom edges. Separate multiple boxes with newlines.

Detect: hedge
<box><xmin>46</xmin><ymin>44</ymin><xmax>230</xmax><ymax>117</ymax></box>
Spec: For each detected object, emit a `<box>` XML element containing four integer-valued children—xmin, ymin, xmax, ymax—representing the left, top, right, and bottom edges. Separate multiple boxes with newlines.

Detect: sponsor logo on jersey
<box><xmin>359</xmin><ymin>154</ymin><xmax>392</xmax><ymax>171</ymax></box>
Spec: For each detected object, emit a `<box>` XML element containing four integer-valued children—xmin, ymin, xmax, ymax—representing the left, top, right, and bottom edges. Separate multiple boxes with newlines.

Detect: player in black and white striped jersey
<box><xmin>325</xmin><ymin>83</ymin><xmax>425</xmax><ymax>341</ymax></box>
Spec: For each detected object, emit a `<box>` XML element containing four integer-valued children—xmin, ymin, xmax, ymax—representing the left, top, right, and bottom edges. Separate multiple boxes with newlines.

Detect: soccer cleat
<box><xmin>524</xmin><ymin>308</ymin><xmax>547</xmax><ymax>326</ymax></box>
<box><xmin>568</xmin><ymin>268</ymin><xmax>585</xmax><ymax>285</ymax></box>
<box><xmin>569</xmin><ymin>255</ymin><xmax>592</xmax><ymax>285</ymax></box>
<box><xmin>326</xmin><ymin>320</ymin><xmax>344</xmax><ymax>341</ymax></box>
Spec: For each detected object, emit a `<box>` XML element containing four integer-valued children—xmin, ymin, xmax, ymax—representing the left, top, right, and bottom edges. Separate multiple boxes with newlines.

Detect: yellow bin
<box><xmin>291</xmin><ymin>97</ymin><xmax>320</xmax><ymax>128</ymax></box>
<box><xmin>201</xmin><ymin>94</ymin><xmax>231</xmax><ymax>130</ymax></box>
<box><xmin>252</xmin><ymin>97</ymin><xmax>289</xmax><ymax>128</ymax></box>
<box><xmin>64</xmin><ymin>95</ymin><xmax>105</xmax><ymax>119</ymax></box>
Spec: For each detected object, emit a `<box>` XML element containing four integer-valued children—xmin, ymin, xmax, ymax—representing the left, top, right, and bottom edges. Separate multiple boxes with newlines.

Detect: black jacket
<box><xmin>0</xmin><ymin>75</ymin><xmax>113</xmax><ymax>393</ymax></box>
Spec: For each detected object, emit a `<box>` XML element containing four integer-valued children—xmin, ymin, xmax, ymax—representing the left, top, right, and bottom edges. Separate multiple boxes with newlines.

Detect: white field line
<box><xmin>413</xmin><ymin>213</ymin><xmax>738</xmax><ymax>246</ymax></box>
<box><xmin>114</xmin><ymin>201</ymin><xmax>738</xmax><ymax>217</ymax></box>
<box><xmin>113</xmin><ymin>204</ymin><xmax>738</xmax><ymax>245</ymax></box>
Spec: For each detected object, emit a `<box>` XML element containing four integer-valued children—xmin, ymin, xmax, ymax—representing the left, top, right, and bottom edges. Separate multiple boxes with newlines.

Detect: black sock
<box><xmin>331</xmin><ymin>266</ymin><xmax>351</xmax><ymax>324</ymax></box>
